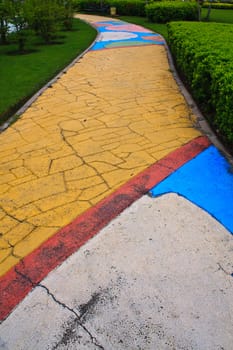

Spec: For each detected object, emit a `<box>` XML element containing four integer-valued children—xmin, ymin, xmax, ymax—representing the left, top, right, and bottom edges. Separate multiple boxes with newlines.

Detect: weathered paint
<box><xmin>91</xmin><ymin>20</ymin><xmax>165</xmax><ymax>50</ymax></box>
<box><xmin>0</xmin><ymin>16</ymin><xmax>201</xmax><ymax>278</ymax></box>
<box><xmin>150</xmin><ymin>145</ymin><xmax>233</xmax><ymax>233</ymax></box>
<box><xmin>1</xmin><ymin>194</ymin><xmax>233</xmax><ymax>349</ymax></box>
<box><xmin>0</xmin><ymin>136</ymin><xmax>210</xmax><ymax>321</ymax></box>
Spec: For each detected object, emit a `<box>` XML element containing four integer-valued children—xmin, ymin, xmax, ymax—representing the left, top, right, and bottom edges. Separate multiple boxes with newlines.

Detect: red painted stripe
<box><xmin>0</xmin><ymin>136</ymin><xmax>210</xmax><ymax>321</ymax></box>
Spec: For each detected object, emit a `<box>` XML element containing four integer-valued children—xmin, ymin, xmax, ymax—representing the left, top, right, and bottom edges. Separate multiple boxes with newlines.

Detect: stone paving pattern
<box><xmin>0</xmin><ymin>15</ymin><xmax>201</xmax><ymax>276</ymax></box>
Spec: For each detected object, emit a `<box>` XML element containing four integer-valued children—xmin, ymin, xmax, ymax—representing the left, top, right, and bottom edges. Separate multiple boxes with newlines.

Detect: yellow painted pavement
<box><xmin>0</xmin><ymin>15</ymin><xmax>201</xmax><ymax>276</ymax></box>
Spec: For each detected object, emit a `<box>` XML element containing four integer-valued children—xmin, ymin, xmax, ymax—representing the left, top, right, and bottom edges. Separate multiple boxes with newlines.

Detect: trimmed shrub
<box><xmin>167</xmin><ymin>21</ymin><xmax>233</xmax><ymax>143</ymax></box>
<box><xmin>25</xmin><ymin>0</ymin><xmax>63</xmax><ymax>43</ymax></box>
<box><xmin>145</xmin><ymin>1</ymin><xmax>198</xmax><ymax>23</ymax></box>
<box><xmin>73</xmin><ymin>0</ymin><xmax>109</xmax><ymax>12</ymax></box>
<box><xmin>74</xmin><ymin>0</ymin><xmax>146</xmax><ymax>15</ymax></box>
<box><xmin>107</xmin><ymin>0</ymin><xmax>146</xmax><ymax>16</ymax></box>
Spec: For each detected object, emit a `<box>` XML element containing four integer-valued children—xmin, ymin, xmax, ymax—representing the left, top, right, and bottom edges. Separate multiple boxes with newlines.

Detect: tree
<box><xmin>205</xmin><ymin>0</ymin><xmax>213</xmax><ymax>21</ymax></box>
<box><xmin>0</xmin><ymin>0</ymin><xmax>11</xmax><ymax>44</ymax></box>
<box><xmin>197</xmin><ymin>0</ymin><xmax>204</xmax><ymax>21</ymax></box>
<box><xmin>26</xmin><ymin>0</ymin><xmax>63</xmax><ymax>43</ymax></box>
<box><xmin>8</xmin><ymin>0</ymin><xmax>32</xmax><ymax>52</ymax></box>
<box><xmin>61</xmin><ymin>0</ymin><xmax>74</xmax><ymax>31</ymax></box>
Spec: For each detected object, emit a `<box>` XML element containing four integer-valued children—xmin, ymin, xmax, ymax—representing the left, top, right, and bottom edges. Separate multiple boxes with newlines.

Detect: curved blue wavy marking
<box><xmin>91</xmin><ymin>20</ymin><xmax>165</xmax><ymax>51</ymax></box>
<box><xmin>150</xmin><ymin>146</ymin><xmax>233</xmax><ymax>234</ymax></box>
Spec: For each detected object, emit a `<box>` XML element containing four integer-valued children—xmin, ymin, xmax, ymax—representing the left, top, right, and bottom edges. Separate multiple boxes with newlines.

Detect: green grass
<box><xmin>201</xmin><ymin>8</ymin><xmax>233</xmax><ymax>23</ymax></box>
<box><xmin>0</xmin><ymin>19</ymin><xmax>97</xmax><ymax>124</ymax></box>
<box><xmin>120</xmin><ymin>16</ymin><xmax>168</xmax><ymax>39</ymax></box>
<box><xmin>120</xmin><ymin>8</ymin><xmax>233</xmax><ymax>38</ymax></box>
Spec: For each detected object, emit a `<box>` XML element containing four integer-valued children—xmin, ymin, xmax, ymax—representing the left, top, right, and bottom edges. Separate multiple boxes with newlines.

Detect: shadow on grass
<box><xmin>6</xmin><ymin>49</ymin><xmax>39</xmax><ymax>55</ymax></box>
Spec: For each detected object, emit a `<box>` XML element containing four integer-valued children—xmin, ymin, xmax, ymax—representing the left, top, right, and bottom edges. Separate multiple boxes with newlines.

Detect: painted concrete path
<box><xmin>1</xmin><ymin>194</ymin><xmax>233</xmax><ymax>349</ymax></box>
<box><xmin>0</xmin><ymin>14</ymin><xmax>233</xmax><ymax>343</ymax></box>
<box><xmin>0</xmin><ymin>17</ymin><xmax>201</xmax><ymax>279</ymax></box>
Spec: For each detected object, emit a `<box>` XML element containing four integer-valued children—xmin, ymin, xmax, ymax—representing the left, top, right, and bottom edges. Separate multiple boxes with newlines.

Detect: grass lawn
<box><xmin>121</xmin><ymin>9</ymin><xmax>233</xmax><ymax>39</ymax></box>
<box><xmin>120</xmin><ymin>16</ymin><xmax>168</xmax><ymax>39</ymax></box>
<box><xmin>201</xmin><ymin>8</ymin><xmax>233</xmax><ymax>23</ymax></box>
<box><xmin>0</xmin><ymin>18</ymin><xmax>97</xmax><ymax>125</ymax></box>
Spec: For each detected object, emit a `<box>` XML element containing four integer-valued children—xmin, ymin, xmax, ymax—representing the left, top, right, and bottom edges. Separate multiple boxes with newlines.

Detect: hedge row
<box><xmin>74</xmin><ymin>0</ymin><xmax>146</xmax><ymax>16</ymax></box>
<box><xmin>202</xmin><ymin>2</ymin><xmax>233</xmax><ymax>8</ymax></box>
<box><xmin>74</xmin><ymin>0</ymin><xmax>200</xmax><ymax>18</ymax></box>
<box><xmin>74</xmin><ymin>0</ymin><xmax>233</xmax><ymax>17</ymax></box>
<box><xmin>203</xmin><ymin>0</ymin><xmax>233</xmax><ymax>3</ymax></box>
<box><xmin>145</xmin><ymin>2</ymin><xmax>198</xmax><ymax>23</ymax></box>
<box><xmin>107</xmin><ymin>0</ymin><xmax>146</xmax><ymax>15</ymax></box>
<box><xmin>167</xmin><ymin>21</ymin><xmax>233</xmax><ymax>143</ymax></box>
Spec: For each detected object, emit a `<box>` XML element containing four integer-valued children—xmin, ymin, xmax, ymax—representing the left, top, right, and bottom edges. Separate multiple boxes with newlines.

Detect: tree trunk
<box><xmin>198</xmin><ymin>3</ymin><xmax>202</xmax><ymax>21</ymax></box>
<box><xmin>206</xmin><ymin>4</ymin><xmax>212</xmax><ymax>21</ymax></box>
<box><xmin>0</xmin><ymin>19</ymin><xmax>7</xmax><ymax>45</ymax></box>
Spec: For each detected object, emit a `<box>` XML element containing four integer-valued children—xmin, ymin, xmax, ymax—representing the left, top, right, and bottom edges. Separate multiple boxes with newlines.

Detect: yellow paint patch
<box><xmin>0</xmin><ymin>184</ymin><xmax>10</xmax><ymax>194</ymax></box>
<box><xmin>50</xmin><ymin>154</ymin><xmax>83</xmax><ymax>173</ymax></box>
<box><xmin>0</xmin><ymin>238</ymin><xmax>10</xmax><ymax>250</ymax></box>
<box><xmin>0</xmin><ymin>159</ymin><xmax>23</xmax><ymax>174</ymax></box>
<box><xmin>27</xmin><ymin>201</ymin><xmax>90</xmax><ymax>227</ymax></box>
<box><xmin>0</xmin><ymin>216</ymin><xmax>19</xmax><ymax>235</ymax></box>
<box><xmin>10</xmin><ymin>174</ymin><xmax>38</xmax><ymax>186</ymax></box>
<box><xmin>11</xmin><ymin>167</ymin><xmax>32</xmax><ymax>178</ymax></box>
<box><xmin>4</xmin><ymin>222</ymin><xmax>35</xmax><ymax>246</ymax></box>
<box><xmin>24</xmin><ymin>156</ymin><xmax>52</xmax><ymax>177</ymax></box>
<box><xmin>67</xmin><ymin>175</ymin><xmax>103</xmax><ymax>191</ymax></box>
<box><xmin>1</xmin><ymin>173</ymin><xmax>65</xmax><ymax>208</ymax></box>
<box><xmin>0</xmin><ymin>256</ymin><xmax>20</xmax><ymax>277</ymax></box>
<box><xmin>36</xmin><ymin>191</ymin><xmax>81</xmax><ymax>211</ymax></box>
<box><xmin>85</xmin><ymin>151</ymin><xmax>123</xmax><ymax>165</ymax></box>
<box><xmin>0</xmin><ymin>173</ymin><xmax>16</xmax><ymax>185</ymax></box>
<box><xmin>13</xmin><ymin>204</ymin><xmax>41</xmax><ymax>221</ymax></box>
<box><xmin>72</xmin><ymin>139</ymin><xmax>103</xmax><ymax>156</ymax></box>
<box><xmin>119</xmin><ymin>151</ymin><xmax>156</xmax><ymax>169</ymax></box>
<box><xmin>79</xmin><ymin>183</ymin><xmax>109</xmax><ymax>201</ymax></box>
<box><xmin>102</xmin><ymin>167</ymin><xmax>145</xmax><ymax>188</ymax></box>
<box><xmin>13</xmin><ymin>227</ymin><xmax>58</xmax><ymax>257</ymax></box>
<box><xmin>65</xmin><ymin>164</ymin><xmax>97</xmax><ymax>181</ymax></box>
<box><xmin>0</xmin><ymin>248</ymin><xmax>12</xmax><ymax>263</ymax></box>
<box><xmin>90</xmin><ymin>162</ymin><xmax>117</xmax><ymax>174</ymax></box>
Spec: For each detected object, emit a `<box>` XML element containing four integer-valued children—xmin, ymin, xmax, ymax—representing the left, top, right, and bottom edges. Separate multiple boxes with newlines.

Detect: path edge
<box><xmin>0</xmin><ymin>19</ymin><xmax>100</xmax><ymax>133</ymax></box>
<box><xmin>0</xmin><ymin>136</ymin><xmax>210</xmax><ymax>322</ymax></box>
<box><xmin>163</xmin><ymin>39</ymin><xmax>233</xmax><ymax>164</ymax></box>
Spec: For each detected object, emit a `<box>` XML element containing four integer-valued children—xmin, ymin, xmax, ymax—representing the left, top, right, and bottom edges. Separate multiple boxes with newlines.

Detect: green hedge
<box><xmin>145</xmin><ymin>1</ymin><xmax>198</xmax><ymax>23</ymax></box>
<box><xmin>202</xmin><ymin>2</ymin><xmax>233</xmax><ymax>8</ymax></box>
<box><xmin>73</xmin><ymin>0</ymin><xmax>109</xmax><ymax>12</ymax></box>
<box><xmin>74</xmin><ymin>0</ymin><xmax>146</xmax><ymax>15</ymax></box>
<box><xmin>108</xmin><ymin>0</ymin><xmax>146</xmax><ymax>15</ymax></box>
<box><xmin>167</xmin><ymin>21</ymin><xmax>233</xmax><ymax>143</ymax></box>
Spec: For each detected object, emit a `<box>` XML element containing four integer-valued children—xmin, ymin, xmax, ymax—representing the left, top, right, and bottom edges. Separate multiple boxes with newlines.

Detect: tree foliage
<box><xmin>0</xmin><ymin>0</ymin><xmax>12</xmax><ymax>44</ymax></box>
<box><xmin>0</xmin><ymin>0</ymin><xmax>75</xmax><ymax>50</ymax></box>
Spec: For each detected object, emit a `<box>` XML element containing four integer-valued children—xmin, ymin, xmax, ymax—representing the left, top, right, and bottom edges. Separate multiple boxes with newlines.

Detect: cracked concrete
<box><xmin>39</xmin><ymin>284</ymin><xmax>105</xmax><ymax>350</ymax></box>
<box><xmin>0</xmin><ymin>194</ymin><xmax>232</xmax><ymax>349</ymax></box>
<box><xmin>4</xmin><ymin>267</ymin><xmax>105</xmax><ymax>349</ymax></box>
<box><xmin>0</xmin><ymin>15</ymin><xmax>201</xmax><ymax>276</ymax></box>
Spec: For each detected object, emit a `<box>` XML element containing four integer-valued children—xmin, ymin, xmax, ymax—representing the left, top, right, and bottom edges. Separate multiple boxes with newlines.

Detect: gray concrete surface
<box><xmin>0</xmin><ymin>193</ymin><xmax>233</xmax><ymax>350</ymax></box>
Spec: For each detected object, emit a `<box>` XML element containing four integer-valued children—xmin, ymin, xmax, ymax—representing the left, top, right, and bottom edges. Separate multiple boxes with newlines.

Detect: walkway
<box><xmin>0</xmin><ymin>15</ymin><xmax>200</xmax><ymax>277</ymax></box>
<box><xmin>0</xmin><ymin>15</ymin><xmax>233</xmax><ymax>348</ymax></box>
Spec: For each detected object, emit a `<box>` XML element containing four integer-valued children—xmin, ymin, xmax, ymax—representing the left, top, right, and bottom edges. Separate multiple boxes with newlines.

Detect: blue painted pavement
<box><xmin>150</xmin><ymin>145</ymin><xmax>233</xmax><ymax>234</ymax></box>
<box><xmin>91</xmin><ymin>20</ymin><xmax>165</xmax><ymax>51</ymax></box>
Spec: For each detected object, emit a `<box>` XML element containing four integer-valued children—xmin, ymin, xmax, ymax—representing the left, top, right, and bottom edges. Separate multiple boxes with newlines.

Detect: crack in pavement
<box><xmin>14</xmin><ymin>268</ymin><xmax>104</xmax><ymax>349</ymax></box>
<box><xmin>217</xmin><ymin>263</ymin><xmax>233</xmax><ymax>277</ymax></box>
<box><xmin>39</xmin><ymin>284</ymin><xmax>105</xmax><ymax>350</ymax></box>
